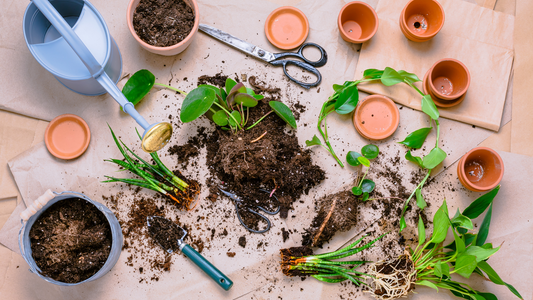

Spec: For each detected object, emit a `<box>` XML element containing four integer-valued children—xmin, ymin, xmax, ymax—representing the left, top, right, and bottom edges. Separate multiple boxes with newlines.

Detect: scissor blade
<box><xmin>199</xmin><ymin>24</ymin><xmax>275</xmax><ymax>63</ymax></box>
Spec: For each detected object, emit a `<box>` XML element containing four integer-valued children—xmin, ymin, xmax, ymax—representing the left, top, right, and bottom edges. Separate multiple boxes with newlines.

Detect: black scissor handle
<box><xmin>273</xmin><ymin>42</ymin><xmax>328</xmax><ymax>67</ymax></box>
<box><xmin>235</xmin><ymin>202</ymin><xmax>272</xmax><ymax>234</ymax></box>
<box><xmin>256</xmin><ymin>189</ymin><xmax>281</xmax><ymax>215</ymax></box>
<box><xmin>270</xmin><ymin>59</ymin><xmax>322</xmax><ymax>89</ymax></box>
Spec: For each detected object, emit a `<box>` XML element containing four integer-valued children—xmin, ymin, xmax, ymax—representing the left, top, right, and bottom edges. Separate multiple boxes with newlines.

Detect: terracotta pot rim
<box><xmin>338</xmin><ymin>1</ymin><xmax>379</xmax><ymax>44</ymax></box>
<box><xmin>400</xmin><ymin>0</ymin><xmax>445</xmax><ymax>39</ymax></box>
<box><xmin>45</xmin><ymin>114</ymin><xmax>91</xmax><ymax>160</ymax></box>
<box><xmin>423</xmin><ymin>68</ymin><xmax>466</xmax><ymax>108</ymax></box>
<box><xmin>458</xmin><ymin>147</ymin><xmax>504</xmax><ymax>192</ymax></box>
<box><xmin>127</xmin><ymin>0</ymin><xmax>200</xmax><ymax>54</ymax></box>
<box><xmin>428</xmin><ymin>58</ymin><xmax>470</xmax><ymax>100</ymax></box>
<box><xmin>264</xmin><ymin>6</ymin><xmax>309</xmax><ymax>50</ymax></box>
<box><xmin>353</xmin><ymin>94</ymin><xmax>399</xmax><ymax>140</ymax></box>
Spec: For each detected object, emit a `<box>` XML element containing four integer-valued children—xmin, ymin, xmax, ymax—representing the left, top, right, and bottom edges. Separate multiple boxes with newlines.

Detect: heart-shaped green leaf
<box><xmin>334</xmin><ymin>85</ymin><xmax>359</xmax><ymax>114</ymax></box>
<box><xmin>455</xmin><ymin>254</ymin><xmax>478</xmax><ymax>278</ymax></box>
<box><xmin>362</xmin><ymin>144</ymin><xmax>379</xmax><ymax>159</ymax></box>
<box><xmin>405</xmin><ymin>151</ymin><xmax>424</xmax><ymax>168</ymax></box>
<box><xmin>363</xmin><ymin>68</ymin><xmax>384</xmax><ymax>80</ymax></box>
<box><xmin>398</xmin><ymin>70</ymin><xmax>421</xmax><ymax>83</ymax></box>
<box><xmin>422</xmin><ymin>147</ymin><xmax>447</xmax><ymax>169</ymax></box>
<box><xmin>399</xmin><ymin>127</ymin><xmax>432</xmax><ymax>149</ymax></box>
<box><xmin>430</xmin><ymin>200</ymin><xmax>450</xmax><ymax>244</ymax></box>
<box><xmin>352</xmin><ymin>186</ymin><xmax>363</xmax><ymax>196</ymax></box>
<box><xmin>234</xmin><ymin>93</ymin><xmax>258</xmax><ymax>107</ymax></box>
<box><xmin>361</xmin><ymin>179</ymin><xmax>375</xmax><ymax>193</ymax></box>
<box><xmin>180</xmin><ymin>87</ymin><xmax>217</xmax><ymax>123</ymax></box>
<box><xmin>358</xmin><ymin>156</ymin><xmax>371</xmax><ymax>167</ymax></box>
<box><xmin>380</xmin><ymin>67</ymin><xmax>404</xmax><ymax>86</ymax></box>
<box><xmin>333</xmin><ymin>84</ymin><xmax>345</xmax><ymax>92</ymax></box>
<box><xmin>122</xmin><ymin>69</ymin><xmax>155</xmax><ymax>106</ymax></box>
<box><xmin>269</xmin><ymin>101</ymin><xmax>297</xmax><ymax>129</ymax></box>
<box><xmin>416</xmin><ymin>188</ymin><xmax>427</xmax><ymax>209</ymax></box>
<box><xmin>451</xmin><ymin>209</ymin><xmax>474</xmax><ymax>230</ymax></box>
<box><xmin>346</xmin><ymin>151</ymin><xmax>362</xmax><ymax>166</ymax></box>
<box><xmin>421</xmin><ymin>95</ymin><xmax>440</xmax><ymax>120</ymax></box>
<box><xmin>306</xmin><ymin>135</ymin><xmax>322</xmax><ymax>147</ymax></box>
<box><xmin>212</xmin><ymin>110</ymin><xmax>229</xmax><ymax>126</ymax></box>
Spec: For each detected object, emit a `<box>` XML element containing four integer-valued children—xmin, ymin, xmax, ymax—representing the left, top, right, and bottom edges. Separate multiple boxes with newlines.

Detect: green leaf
<box><xmin>478</xmin><ymin>293</ymin><xmax>498</xmax><ymax>300</ymax></box>
<box><xmin>398</xmin><ymin>70</ymin><xmax>421</xmax><ymax>83</ymax></box>
<box><xmin>358</xmin><ymin>156</ymin><xmax>370</xmax><ymax>167</ymax></box>
<box><xmin>225</xmin><ymin>78</ymin><xmax>237</xmax><ymax>94</ymax></box>
<box><xmin>361</xmin><ymin>192</ymin><xmax>370</xmax><ymax>201</ymax></box>
<box><xmin>122</xmin><ymin>69</ymin><xmax>155</xmax><ymax>106</ymax></box>
<box><xmin>463</xmin><ymin>186</ymin><xmax>500</xmax><ymax>219</ymax></box>
<box><xmin>417</xmin><ymin>280</ymin><xmax>438</xmax><ymax>291</ymax></box>
<box><xmin>451</xmin><ymin>209</ymin><xmax>474</xmax><ymax>230</ymax></box>
<box><xmin>422</xmin><ymin>147</ymin><xmax>447</xmax><ymax>169</ymax></box>
<box><xmin>430</xmin><ymin>200</ymin><xmax>450</xmax><ymax>244</ymax></box>
<box><xmin>363</xmin><ymin>68</ymin><xmax>384</xmax><ymax>80</ymax></box>
<box><xmin>180</xmin><ymin>87</ymin><xmax>217</xmax><ymax>123</ymax></box>
<box><xmin>212</xmin><ymin>110</ymin><xmax>228</xmax><ymax>126</ymax></box>
<box><xmin>352</xmin><ymin>186</ymin><xmax>363</xmax><ymax>196</ymax></box>
<box><xmin>269</xmin><ymin>101</ymin><xmax>297</xmax><ymax>129</ymax></box>
<box><xmin>380</xmin><ymin>67</ymin><xmax>404</xmax><ymax>86</ymax></box>
<box><xmin>334</xmin><ymin>85</ymin><xmax>359</xmax><ymax>114</ymax></box>
<box><xmin>445</xmin><ymin>233</ymin><xmax>476</xmax><ymax>251</ymax></box>
<box><xmin>346</xmin><ymin>151</ymin><xmax>362</xmax><ymax>166</ymax></box>
<box><xmin>400</xmin><ymin>216</ymin><xmax>407</xmax><ymax>232</ymax></box>
<box><xmin>451</xmin><ymin>225</ymin><xmax>466</xmax><ymax>253</ymax></box>
<box><xmin>398</xmin><ymin>127</ymin><xmax>432</xmax><ymax>149</ymax></box>
<box><xmin>434</xmin><ymin>261</ymin><xmax>450</xmax><ymax>278</ymax></box>
<box><xmin>362</xmin><ymin>144</ymin><xmax>379</xmax><ymax>159</ymax></box>
<box><xmin>421</xmin><ymin>95</ymin><xmax>440</xmax><ymax>120</ymax></box>
<box><xmin>305</xmin><ymin>135</ymin><xmax>322</xmax><ymax>147</ymax></box>
<box><xmin>361</xmin><ymin>179</ymin><xmax>375</xmax><ymax>193</ymax></box>
<box><xmin>228</xmin><ymin>111</ymin><xmax>242</xmax><ymax>127</ymax></box>
<box><xmin>234</xmin><ymin>93</ymin><xmax>258</xmax><ymax>107</ymax></box>
<box><xmin>226</xmin><ymin>82</ymin><xmax>245</xmax><ymax>107</ymax></box>
<box><xmin>455</xmin><ymin>254</ymin><xmax>478</xmax><ymax>278</ymax></box>
<box><xmin>477</xmin><ymin>261</ymin><xmax>523</xmax><ymax>299</ymax></box>
<box><xmin>406</xmin><ymin>151</ymin><xmax>424</xmax><ymax>168</ymax></box>
<box><xmin>246</xmin><ymin>87</ymin><xmax>264</xmax><ymax>100</ymax></box>
<box><xmin>418</xmin><ymin>215</ymin><xmax>426</xmax><ymax>246</ymax></box>
<box><xmin>476</xmin><ymin>203</ymin><xmax>493</xmax><ymax>246</ymax></box>
<box><xmin>464</xmin><ymin>246</ymin><xmax>500</xmax><ymax>262</ymax></box>
<box><xmin>416</xmin><ymin>188</ymin><xmax>427</xmax><ymax>209</ymax></box>
<box><xmin>332</xmin><ymin>84</ymin><xmax>345</xmax><ymax>92</ymax></box>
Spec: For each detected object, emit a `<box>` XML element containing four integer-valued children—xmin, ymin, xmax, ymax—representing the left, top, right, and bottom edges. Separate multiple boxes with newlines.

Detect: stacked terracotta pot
<box><xmin>423</xmin><ymin>58</ymin><xmax>470</xmax><ymax>108</ymax></box>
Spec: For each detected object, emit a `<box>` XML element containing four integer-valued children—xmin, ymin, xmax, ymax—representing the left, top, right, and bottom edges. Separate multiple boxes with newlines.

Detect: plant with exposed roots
<box><xmin>280</xmin><ymin>233</ymin><xmax>386</xmax><ymax>285</ymax></box>
<box><xmin>367</xmin><ymin>186</ymin><xmax>522</xmax><ymax>300</ymax></box>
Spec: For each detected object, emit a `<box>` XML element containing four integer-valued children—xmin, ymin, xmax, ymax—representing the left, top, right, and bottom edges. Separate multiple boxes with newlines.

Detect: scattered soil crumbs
<box><xmin>238</xmin><ymin>236</ymin><xmax>247</xmax><ymax>248</ymax></box>
<box><xmin>102</xmin><ymin>191</ymin><xmax>204</xmax><ymax>283</ymax></box>
<box><xmin>226</xmin><ymin>252</ymin><xmax>236</xmax><ymax>257</ymax></box>
<box><xmin>29</xmin><ymin>198</ymin><xmax>112</xmax><ymax>283</ymax></box>
<box><xmin>281</xmin><ymin>227</ymin><xmax>290</xmax><ymax>242</ymax></box>
<box><xmin>147</xmin><ymin>217</ymin><xmax>184</xmax><ymax>252</ymax></box>
<box><xmin>301</xmin><ymin>191</ymin><xmax>358</xmax><ymax>248</ymax></box>
<box><xmin>133</xmin><ymin>0</ymin><xmax>195</xmax><ymax>47</ymax></box>
<box><xmin>169</xmin><ymin>74</ymin><xmax>325</xmax><ymax>231</ymax></box>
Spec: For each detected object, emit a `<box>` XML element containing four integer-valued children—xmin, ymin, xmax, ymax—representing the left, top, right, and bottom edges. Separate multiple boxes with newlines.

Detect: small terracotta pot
<box><xmin>400</xmin><ymin>0</ymin><xmax>444</xmax><ymax>42</ymax></box>
<box><xmin>338</xmin><ymin>1</ymin><xmax>379</xmax><ymax>44</ymax></box>
<box><xmin>457</xmin><ymin>147</ymin><xmax>504</xmax><ymax>192</ymax></box>
<box><xmin>353</xmin><ymin>95</ymin><xmax>399</xmax><ymax>140</ymax></box>
<box><xmin>428</xmin><ymin>58</ymin><xmax>470</xmax><ymax>100</ymax></box>
<box><xmin>422</xmin><ymin>67</ymin><xmax>466</xmax><ymax>108</ymax></box>
<box><xmin>127</xmin><ymin>0</ymin><xmax>199</xmax><ymax>56</ymax></box>
<box><xmin>265</xmin><ymin>7</ymin><xmax>309</xmax><ymax>50</ymax></box>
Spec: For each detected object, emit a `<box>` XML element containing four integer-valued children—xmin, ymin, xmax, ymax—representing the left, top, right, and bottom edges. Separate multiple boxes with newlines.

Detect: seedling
<box><xmin>367</xmin><ymin>186</ymin><xmax>522</xmax><ymax>300</ymax></box>
<box><xmin>347</xmin><ymin>144</ymin><xmax>379</xmax><ymax>201</ymax></box>
<box><xmin>280</xmin><ymin>233</ymin><xmax>386</xmax><ymax>285</ymax></box>
<box><xmin>306</xmin><ymin>67</ymin><xmax>446</xmax><ymax>232</ymax></box>
<box><xmin>103</xmin><ymin>126</ymin><xmax>200</xmax><ymax>210</ymax></box>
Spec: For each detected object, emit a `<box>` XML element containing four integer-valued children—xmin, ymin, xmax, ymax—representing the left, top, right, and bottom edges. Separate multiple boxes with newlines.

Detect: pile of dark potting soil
<box><xmin>29</xmin><ymin>198</ymin><xmax>112</xmax><ymax>283</ymax></box>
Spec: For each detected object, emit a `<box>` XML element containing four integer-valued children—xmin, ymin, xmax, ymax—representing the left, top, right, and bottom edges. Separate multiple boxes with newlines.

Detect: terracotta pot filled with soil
<box><xmin>19</xmin><ymin>191</ymin><xmax>122</xmax><ymax>285</ymax></box>
<box><xmin>400</xmin><ymin>0</ymin><xmax>444</xmax><ymax>42</ymax></box>
<box><xmin>457</xmin><ymin>147</ymin><xmax>504</xmax><ymax>192</ymax></box>
<box><xmin>338</xmin><ymin>1</ymin><xmax>379</xmax><ymax>44</ymax></box>
<box><xmin>127</xmin><ymin>0</ymin><xmax>199</xmax><ymax>56</ymax></box>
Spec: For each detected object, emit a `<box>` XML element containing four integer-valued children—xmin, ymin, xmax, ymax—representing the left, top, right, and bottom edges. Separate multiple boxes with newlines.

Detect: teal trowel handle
<box><xmin>31</xmin><ymin>0</ymin><xmax>150</xmax><ymax>130</ymax></box>
<box><xmin>180</xmin><ymin>243</ymin><xmax>233</xmax><ymax>290</ymax></box>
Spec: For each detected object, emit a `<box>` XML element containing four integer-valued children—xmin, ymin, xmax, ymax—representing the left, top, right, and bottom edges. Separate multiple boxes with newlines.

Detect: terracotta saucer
<box><xmin>45</xmin><ymin>114</ymin><xmax>91</xmax><ymax>160</ymax></box>
<box><xmin>265</xmin><ymin>6</ymin><xmax>309</xmax><ymax>50</ymax></box>
<box><xmin>423</xmin><ymin>69</ymin><xmax>466</xmax><ymax>108</ymax></box>
<box><xmin>353</xmin><ymin>95</ymin><xmax>400</xmax><ymax>140</ymax></box>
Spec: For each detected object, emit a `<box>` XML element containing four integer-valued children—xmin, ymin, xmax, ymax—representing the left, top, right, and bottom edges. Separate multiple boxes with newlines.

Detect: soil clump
<box><xmin>29</xmin><ymin>198</ymin><xmax>112</xmax><ymax>283</ymax></box>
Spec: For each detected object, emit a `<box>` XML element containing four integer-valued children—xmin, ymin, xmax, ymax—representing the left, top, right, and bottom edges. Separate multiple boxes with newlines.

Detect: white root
<box><xmin>366</xmin><ymin>251</ymin><xmax>417</xmax><ymax>300</ymax></box>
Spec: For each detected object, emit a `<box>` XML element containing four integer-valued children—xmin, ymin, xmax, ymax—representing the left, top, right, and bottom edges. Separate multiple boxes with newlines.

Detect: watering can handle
<box><xmin>20</xmin><ymin>189</ymin><xmax>56</xmax><ymax>222</ymax></box>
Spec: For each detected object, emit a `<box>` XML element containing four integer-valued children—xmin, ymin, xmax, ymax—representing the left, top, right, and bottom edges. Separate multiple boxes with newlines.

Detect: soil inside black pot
<box><xmin>29</xmin><ymin>198</ymin><xmax>112</xmax><ymax>283</ymax></box>
<box><xmin>133</xmin><ymin>0</ymin><xmax>195</xmax><ymax>47</ymax></box>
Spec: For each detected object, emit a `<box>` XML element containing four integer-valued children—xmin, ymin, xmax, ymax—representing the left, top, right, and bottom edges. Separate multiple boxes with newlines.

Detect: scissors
<box><xmin>218</xmin><ymin>187</ymin><xmax>281</xmax><ymax>233</ymax></box>
<box><xmin>199</xmin><ymin>24</ymin><xmax>328</xmax><ymax>89</ymax></box>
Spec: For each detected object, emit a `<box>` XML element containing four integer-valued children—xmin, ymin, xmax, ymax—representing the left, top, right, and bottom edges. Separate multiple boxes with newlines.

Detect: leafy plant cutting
<box><xmin>306</xmin><ymin>67</ymin><xmax>445</xmax><ymax>231</ymax></box>
<box><xmin>121</xmin><ymin>69</ymin><xmax>297</xmax><ymax>132</ymax></box>
<box><xmin>280</xmin><ymin>233</ymin><xmax>386</xmax><ymax>285</ymax></box>
<box><xmin>367</xmin><ymin>186</ymin><xmax>522</xmax><ymax>300</ymax></box>
<box><xmin>347</xmin><ymin>144</ymin><xmax>379</xmax><ymax>201</ymax></box>
<box><xmin>103</xmin><ymin>126</ymin><xmax>200</xmax><ymax>210</ymax></box>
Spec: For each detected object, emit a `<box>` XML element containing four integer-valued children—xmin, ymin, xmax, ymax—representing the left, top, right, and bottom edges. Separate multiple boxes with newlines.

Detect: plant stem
<box><xmin>246</xmin><ymin>110</ymin><xmax>273</xmax><ymax>130</ymax></box>
<box><xmin>400</xmin><ymin>170</ymin><xmax>431</xmax><ymax>232</ymax></box>
<box><xmin>154</xmin><ymin>83</ymin><xmax>187</xmax><ymax>95</ymax></box>
<box><xmin>213</xmin><ymin>102</ymin><xmax>242</xmax><ymax>130</ymax></box>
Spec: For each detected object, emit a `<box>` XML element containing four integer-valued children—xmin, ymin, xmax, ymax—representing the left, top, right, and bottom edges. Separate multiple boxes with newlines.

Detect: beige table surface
<box><xmin>0</xmin><ymin>0</ymin><xmax>530</xmax><ymax>299</ymax></box>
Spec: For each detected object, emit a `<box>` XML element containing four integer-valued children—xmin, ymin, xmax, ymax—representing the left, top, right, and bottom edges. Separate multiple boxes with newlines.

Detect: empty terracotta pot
<box><xmin>428</xmin><ymin>58</ymin><xmax>470</xmax><ymax>100</ymax></box>
<box><xmin>338</xmin><ymin>2</ymin><xmax>379</xmax><ymax>44</ymax></box>
<box><xmin>457</xmin><ymin>147</ymin><xmax>504</xmax><ymax>192</ymax></box>
<box><xmin>400</xmin><ymin>0</ymin><xmax>444</xmax><ymax>42</ymax></box>
<box><xmin>353</xmin><ymin>95</ymin><xmax>399</xmax><ymax>140</ymax></box>
<box><xmin>127</xmin><ymin>0</ymin><xmax>199</xmax><ymax>56</ymax></box>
